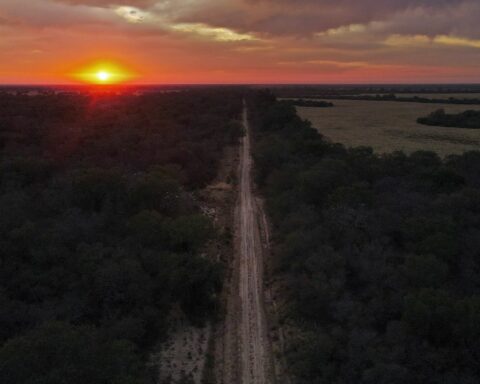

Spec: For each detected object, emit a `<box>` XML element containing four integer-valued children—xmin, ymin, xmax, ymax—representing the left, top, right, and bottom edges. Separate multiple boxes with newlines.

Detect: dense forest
<box><xmin>0</xmin><ymin>89</ymin><xmax>243</xmax><ymax>383</ymax></box>
<box><xmin>418</xmin><ymin>109</ymin><xmax>480</xmax><ymax>129</ymax></box>
<box><xmin>249</xmin><ymin>91</ymin><xmax>480</xmax><ymax>383</ymax></box>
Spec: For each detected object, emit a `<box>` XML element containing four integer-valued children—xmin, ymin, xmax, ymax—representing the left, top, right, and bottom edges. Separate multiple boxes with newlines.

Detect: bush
<box><xmin>0</xmin><ymin>322</ymin><xmax>147</xmax><ymax>384</ymax></box>
<box><xmin>418</xmin><ymin>109</ymin><xmax>480</xmax><ymax>128</ymax></box>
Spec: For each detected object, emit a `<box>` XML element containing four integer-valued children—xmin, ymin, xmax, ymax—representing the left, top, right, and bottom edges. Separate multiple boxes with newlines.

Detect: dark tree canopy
<box><xmin>285</xmin><ymin>99</ymin><xmax>334</xmax><ymax>108</ymax></box>
<box><xmin>0</xmin><ymin>89</ymin><xmax>243</xmax><ymax>382</ymax></box>
<box><xmin>418</xmin><ymin>109</ymin><xmax>480</xmax><ymax>129</ymax></box>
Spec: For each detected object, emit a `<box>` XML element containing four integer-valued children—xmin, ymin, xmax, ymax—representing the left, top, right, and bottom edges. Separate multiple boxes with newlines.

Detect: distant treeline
<box><xmin>285</xmin><ymin>99</ymin><xmax>334</xmax><ymax>108</ymax></box>
<box><xmin>0</xmin><ymin>90</ymin><xmax>243</xmax><ymax>383</ymax></box>
<box><xmin>418</xmin><ymin>109</ymin><xmax>480</xmax><ymax>129</ymax></box>
<box><xmin>249</xmin><ymin>93</ymin><xmax>480</xmax><ymax>383</ymax></box>
<box><xmin>304</xmin><ymin>93</ymin><xmax>480</xmax><ymax>105</ymax></box>
<box><xmin>272</xmin><ymin>85</ymin><xmax>480</xmax><ymax>99</ymax></box>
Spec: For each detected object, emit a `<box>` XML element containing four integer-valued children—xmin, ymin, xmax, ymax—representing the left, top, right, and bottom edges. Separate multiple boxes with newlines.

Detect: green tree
<box><xmin>0</xmin><ymin>322</ymin><xmax>146</xmax><ymax>384</ymax></box>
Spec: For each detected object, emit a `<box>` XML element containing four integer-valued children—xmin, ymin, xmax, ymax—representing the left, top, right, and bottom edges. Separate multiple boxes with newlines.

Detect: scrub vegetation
<box><xmin>418</xmin><ymin>109</ymin><xmax>480</xmax><ymax>129</ymax></box>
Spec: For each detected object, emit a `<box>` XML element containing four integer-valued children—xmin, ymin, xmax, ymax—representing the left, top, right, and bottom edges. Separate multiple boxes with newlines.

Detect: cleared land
<box><xmin>296</xmin><ymin>99</ymin><xmax>480</xmax><ymax>156</ymax></box>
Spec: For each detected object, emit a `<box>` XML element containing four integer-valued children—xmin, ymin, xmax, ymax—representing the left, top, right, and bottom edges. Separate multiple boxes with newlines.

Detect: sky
<box><xmin>1</xmin><ymin>0</ymin><xmax>480</xmax><ymax>84</ymax></box>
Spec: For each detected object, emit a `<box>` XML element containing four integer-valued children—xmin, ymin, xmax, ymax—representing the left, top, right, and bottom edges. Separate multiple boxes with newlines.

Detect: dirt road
<box><xmin>217</xmin><ymin>101</ymin><xmax>274</xmax><ymax>384</ymax></box>
<box><xmin>238</xmin><ymin>102</ymin><xmax>273</xmax><ymax>384</ymax></box>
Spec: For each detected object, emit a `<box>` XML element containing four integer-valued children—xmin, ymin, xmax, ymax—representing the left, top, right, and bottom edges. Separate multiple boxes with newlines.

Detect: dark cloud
<box><xmin>0</xmin><ymin>0</ymin><xmax>118</xmax><ymax>28</ymax></box>
<box><xmin>52</xmin><ymin>0</ymin><xmax>156</xmax><ymax>6</ymax></box>
<box><xmin>178</xmin><ymin>0</ymin><xmax>479</xmax><ymax>38</ymax></box>
<box><xmin>7</xmin><ymin>0</ymin><xmax>480</xmax><ymax>40</ymax></box>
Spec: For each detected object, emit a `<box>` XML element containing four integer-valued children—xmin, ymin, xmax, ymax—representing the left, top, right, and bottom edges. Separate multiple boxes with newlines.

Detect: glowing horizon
<box><xmin>71</xmin><ymin>62</ymin><xmax>136</xmax><ymax>85</ymax></box>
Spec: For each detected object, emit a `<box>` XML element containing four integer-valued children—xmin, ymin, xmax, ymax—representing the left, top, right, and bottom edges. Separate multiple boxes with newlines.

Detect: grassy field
<box><xmin>296</xmin><ymin>100</ymin><xmax>480</xmax><ymax>156</ymax></box>
<box><xmin>352</xmin><ymin>93</ymin><xmax>480</xmax><ymax>100</ymax></box>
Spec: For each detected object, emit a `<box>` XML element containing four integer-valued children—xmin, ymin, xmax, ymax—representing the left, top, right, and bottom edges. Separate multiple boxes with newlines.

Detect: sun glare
<box><xmin>73</xmin><ymin>62</ymin><xmax>135</xmax><ymax>85</ymax></box>
<box><xmin>96</xmin><ymin>71</ymin><xmax>110</xmax><ymax>82</ymax></box>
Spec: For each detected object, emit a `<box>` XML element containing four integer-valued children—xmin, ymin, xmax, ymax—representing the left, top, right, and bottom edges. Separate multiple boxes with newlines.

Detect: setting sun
<box><xmin>72</xmin><ymin>62</ymin><xmax>135</xmax><ymax>85</ymax></box>
<box><xmin>96</xmin><ymin>71</ymin><xmax>111</xmax><ymax>82</ymax></box>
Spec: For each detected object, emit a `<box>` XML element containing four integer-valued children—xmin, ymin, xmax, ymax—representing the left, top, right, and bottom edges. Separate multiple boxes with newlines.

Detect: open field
<box><xmin>362</xmin><ymin>92</ymin><xmax>480</xmax><ymax>99</ymax></box>
<box><xmin>356</xmin><ymin>93</ymin><xmax>480</xmax><ymax>99</ymax></box>
<box><xmin>296</xmin><ymin>99</ymin><xmax>480</xmax><ymax>156</ymax></box>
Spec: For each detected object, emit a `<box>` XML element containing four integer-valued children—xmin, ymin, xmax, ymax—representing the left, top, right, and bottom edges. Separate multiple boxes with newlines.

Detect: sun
<box><xmin>96</xmin><ymin>71</ymin><xmax>111</xmax><ymax>82</ymax></box>
<box><xmin>73</xmin><ymin>62</ymin><xmax>135</xmax><ymax>85</ymax></box>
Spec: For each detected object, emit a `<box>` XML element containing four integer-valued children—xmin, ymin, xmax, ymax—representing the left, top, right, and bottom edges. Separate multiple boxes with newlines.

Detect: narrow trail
<box><xmin>237</xmin><ymin>101</ymin><xmax>273</xmax><ymax>384</ymax></box>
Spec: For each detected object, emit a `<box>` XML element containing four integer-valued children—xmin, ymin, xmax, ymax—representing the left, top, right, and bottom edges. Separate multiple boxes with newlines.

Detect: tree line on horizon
<box><xmin>285</xmin><ymin>99</ymin><xmax>334</xmax><ymax>108</ymax></box>
<box><xmin>305</xmin><ymin>93</ymin><xmax>480</xmax><ymax>105</ymax></box>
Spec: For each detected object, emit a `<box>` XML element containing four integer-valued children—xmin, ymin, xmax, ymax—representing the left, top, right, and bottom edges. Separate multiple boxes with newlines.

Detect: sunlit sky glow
<box><xmin>1</xmin><ymin>0</ymin><xmax>480</xmax><ymax>84</ymax></box>
<box><xmin>73</xmin><ymin>61</ymin><xmax>135</xmax><ymax>84</ymax></box>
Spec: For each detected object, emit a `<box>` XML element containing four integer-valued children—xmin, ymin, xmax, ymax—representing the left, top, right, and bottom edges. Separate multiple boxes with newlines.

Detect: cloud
<box><xmin>1</xmin><ymin>0</ymin><xmax>480</xmax><ymax>83</ymax></box>
<box><xmin>52</xmin><ymin>0</ymin><xmax>156</xmax><ymax>6</ymax></box>
<box><xmin>385</xmin><ymin>34</ymin><xmax>480</xmax><ymax>49</ymax></box>
<box><xmin>174</xmin><ymin>0</ymin><xmax>480</xmax><ymax>41</ymax></box>
<box><xmin>115</xmin><ymin>6</ymin><xmax>148</xmax><ymax>23</ymax></box>
<box><xmin>171</xmin><ymin>22</ymin><xmax>258</xmax><ymax>42</ymax></box>
<box><xmin>435</xmin><ymin>35</ymin><xmax>480</xmax><ymax>49</ymax></box>
<box><xmin>0</xmin><ymin>0</ymin><xmax>117</xmax><ymax>27</ymax></box>
<box><xmin>5</xmin><ymin>0</ymin><xmax>480</xmax><ymax>41</ymax></box>
<box><xmin>384</xmin><ymin>34</ymin><xmax>431</xmax><ymax>47</ymax></box>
